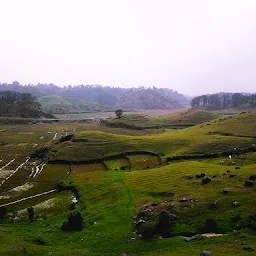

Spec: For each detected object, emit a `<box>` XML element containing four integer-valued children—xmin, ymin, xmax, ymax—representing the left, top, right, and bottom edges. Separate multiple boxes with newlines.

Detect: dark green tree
<box><xmin>115</xmin><ymin>109</ymin><xmax>123</xmax><ymax>119</ymax></box>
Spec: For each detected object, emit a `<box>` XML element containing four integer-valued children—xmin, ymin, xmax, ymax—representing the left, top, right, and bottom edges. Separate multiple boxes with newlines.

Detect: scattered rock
<box><xmin>120</xmin><ymin>254</ymin><xmax>128</xmax><ymax>256</ymax></box>
<box><xmin>232</xmin><ymin>201</ymin><xmax>239</xmax><ymax>207</ymax></box>
<box><xmin>243</xmin><ymin>246</ymin><xmax>254</xmax><ymax>252</ymax></box>
<box><xmin>212</xmin><ymin>174</ymin><xmax>221</xmax><ymax>178</ymax></box>
<box><xmin>183</xmin><ymin>175</ymin><xmax>193</xmax><ymax>180</ymax></box>
<box><xmin>179</xmin><ymin>197</ymin><xmax>188</xmax><ymax>203</ymax></box>
<box><xmin>226</xmin><ymin>170</ymin><xmax>231</xmax><ymax>173</ymax></box>
<box><xmin>200</xmin><ymin>250</ymin><xmax>212</xmax><ymax>256</ymax></box>
<box><xmin>209</xmin><ymin>200</ymin><xmax>218</xmax><ymax>208</ymax></box>
<box><xmin>223</xmin><ymin>189</ymin><xmax>229</xmax><ymax>195</ymax></box>
<box><xmin>229</xmin><ymin>174</ymin><xmax>237</xmax><ymax>178</ymax></box>
<box><xmin>249</xmin><ymin>174</ymin><xmax>256</xmax><ymax>181</ymax></box>
<box><xmin>183</xmin><ymin>235</ymin><xmax>198</xmax><ymax>242</ymax></box>
<box><xmin>202</xmin><ymin>176</ymin><xmax>211</xmax><ymax>185</ymax></box>
<box><xmin>235</xmin><ymin>166</ymin><xmax>240</xmax><ymax>170</ymax></box>
<box><xmin>244</xmin><ymin>180</ymin><xmax>254</xmax><ymax>187</ymax></box>
<box><xmin>196</xmin><ymin>173</ymin><xmax>206</xmax><ymax>179</ymax></box>
<box><xmin>151</xmin><ymin>202</ymin><xmax>159</xmax><ymax>207</ymax></box>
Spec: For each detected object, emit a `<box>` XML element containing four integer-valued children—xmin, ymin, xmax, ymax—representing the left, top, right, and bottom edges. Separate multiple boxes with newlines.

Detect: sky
<box><xmin>0</xmin><ymin>0</ymin><xmax>256</xmax><ymax>96</ymax></box>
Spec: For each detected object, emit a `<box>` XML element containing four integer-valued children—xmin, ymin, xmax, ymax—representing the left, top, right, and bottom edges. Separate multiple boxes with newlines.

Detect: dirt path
<box><xmin>0</xmin><ymin>159</ymin><xmax>15</xmax><ymax>171</ymax></box>
<box><xmin>0</xmin><ymin>157</ymin><xmax>30</xmax><ymax>187</ymax></box>
<box><xmin>0</xmin><ymin>189</ymin><xmax>56</xmax><ymax>207</ymax></box>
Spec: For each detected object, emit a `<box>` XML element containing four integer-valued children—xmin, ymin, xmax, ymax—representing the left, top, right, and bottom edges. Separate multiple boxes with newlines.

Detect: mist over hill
<box><xmin>0</xmin><ymin>82</ymin><xmax>189</xmax><ymax>113</ymax></box>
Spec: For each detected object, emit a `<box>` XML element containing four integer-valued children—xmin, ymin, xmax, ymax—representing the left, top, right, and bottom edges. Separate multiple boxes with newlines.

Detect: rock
<box><xmin>183</xmin><ymin>175</ymin><xmax>193</xmax><ymax>180</ymax></box>
<box><xmin>212</xmin><ymin>174</ymin><xmax>221</xmax><ymax>178</ymax></box>
<box><xmin>243</xmin><ymin>246</ymin><xmax>254</xmax><ymax>252</ymax></box>
<box><xmin>196</xmin><ymin>173</ymin><xmax>206</xmax><ymax>179</ymax></box>
<box><xmin>244</xmin><ymin>180</ymin><xmax>254</xmax><ymax>187</ymax></box>
<box><xmin>223</xmin><ymin>189</ymin><xmax>229</xmax><ymax>195</ymax></box>
<box><xmin>209</xmin><ymin>200</ymin><xmax>218</xmax><ymax>208</ymax></box>
<box><xmin>138</xmin><ymin>210</ymin><xmax>149</xmax><ymax>218</ymax></box>
<box><xmin>151</xmin><ymin>202</ymin><xmax>159</xmax><ymax>207</ymax></box>
<box><xmin>200</xmin><ymin>250</ymin><xmax>212</xmax><ymax>256</ymax></box>
<box><xmin>226</xmin><ymin>170</ymin><xmax>231</xmax><ymax>173</ymax></box>
<box><xmin>202</xmin><ymin>176</ymin><xmax>211</xmax><ymax>185</ymax></box>
<box><xmin>184</xmin><ymin>235</ymin><xmax>198</xmax><ymax>242</ymax></box>
<box><xmin>179</xmin><ymin>197</ymin><xmax>188</xmax><ymax>203</ymax></box>
<box><xmin>235</xmin><ymin>166</ymin><xmax>240</xmax><ymax>170</ymax></box>
<box><xmin>120</xmin><ymin>254</ymin><xmax>128</xmax><ymax>256</ymax></box>
<box><xmin>249</xmin><ymin>174</ymin><xmax>256</xmax><ymax>181</ymax></box>
<box><xmin>229</xmin><ymin>174</ymin><xmax>237</xmax><ymax>178</ymax></box>
<box><xmin>232</xmin><ymin>201</ymin><xmax>239</xmax><ymax>207</ymax></box>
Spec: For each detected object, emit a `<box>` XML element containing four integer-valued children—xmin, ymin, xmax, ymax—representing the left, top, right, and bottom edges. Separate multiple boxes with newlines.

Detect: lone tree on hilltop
<box><xmin>115</xmin><ymin>109</ymin><xmax>123</xmax><ymax>119</ymax></box>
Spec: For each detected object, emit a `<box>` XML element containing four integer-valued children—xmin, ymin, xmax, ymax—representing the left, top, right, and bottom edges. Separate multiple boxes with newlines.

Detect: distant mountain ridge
<box><xmin>0</xmin><ymin>82</ymin><xmax>189</xmax><ymax>113</ymax></box>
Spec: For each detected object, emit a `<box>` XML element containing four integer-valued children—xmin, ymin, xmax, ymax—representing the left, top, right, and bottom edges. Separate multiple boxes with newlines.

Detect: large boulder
<box><xmin>244</xmin><ymin>180</ymin><xmax>254</xmax><ymax>187</ymax></box>
<box><xmin>202</xmin><ymin>176</ymin><xmax>211</xmax><ymax>185</ymax></box>
<box><xmin>196</xmin><ymin>173</ymin><xmax>206</xmax><ymax>179</ymax></box>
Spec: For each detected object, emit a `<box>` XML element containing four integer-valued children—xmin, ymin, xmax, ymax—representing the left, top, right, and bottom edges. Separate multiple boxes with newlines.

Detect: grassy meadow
<box><xmin>0</xmin><ymin>110</ymin><xmax>256</xmax><ymax>255</ymax></box>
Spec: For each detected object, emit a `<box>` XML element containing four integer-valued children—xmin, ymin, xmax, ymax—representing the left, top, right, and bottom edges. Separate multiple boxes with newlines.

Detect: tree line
<box><xmin>191</xmin><ymin>93</ymin><xmax>256</xmax><ymax>110</ymax></box>
<box><xmin>0</xmin><ymin>82</ymin><xmax>189</xmax><ymax>109</ymax></box>
<box><xmin>0</xmin><ymin>91</ymin><xmax>53</xmax><ymax>118</ymax></box>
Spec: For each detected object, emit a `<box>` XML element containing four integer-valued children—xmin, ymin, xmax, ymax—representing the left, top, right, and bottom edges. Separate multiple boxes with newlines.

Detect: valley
<box><xmin>0</xmin><ymin>110</ymin><xmax>256</xmax><ymax>255</ymax></box>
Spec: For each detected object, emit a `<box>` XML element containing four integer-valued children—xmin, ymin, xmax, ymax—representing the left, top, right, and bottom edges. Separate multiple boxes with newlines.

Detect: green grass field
<box><xmin>0</xmin><ymin>111</ymin><xmax>256</xmax><ymax>255</ymax></box>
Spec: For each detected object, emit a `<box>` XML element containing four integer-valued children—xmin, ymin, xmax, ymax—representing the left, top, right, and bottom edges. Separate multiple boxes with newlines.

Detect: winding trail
<box><xmin>0</xmin><ymin>159</ymin><xmax>15</xmax><ymax>171</ymax></box>
<box><xmin>0</xmin><ymin>157</ymin><xmax>30</xmax><ymax>187</ymax></box>
<box><xmin>0</xmin><ymin>189</ymin><xmax>56</xmax><ymax>207</ymax></box>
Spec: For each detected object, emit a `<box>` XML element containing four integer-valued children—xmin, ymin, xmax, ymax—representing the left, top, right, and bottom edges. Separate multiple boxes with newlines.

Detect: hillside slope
<box><xmin>104</xmin><ymin>109</ymin><xmax>220</xmax><ymax>129</ymax></box>
<box><xmin>37</xmin><ymin>96</ymin><xmax>114</xmax><ymax>114</ymax></box>
<box><xmin>47</xmin><ymin>111</ymin><xmax>256</xmax><ymax>162</ymax></box>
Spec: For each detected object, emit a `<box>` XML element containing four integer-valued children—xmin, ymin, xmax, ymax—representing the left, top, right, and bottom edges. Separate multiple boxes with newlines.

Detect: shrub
<box><xmin>34</xmin><ymin>236</ymin><xmax>45</xmax><ymax>245</ymax></box>
<box><xmin>155</xmin><ymin>211</ymin><xmax>172</xmax><ymax>238</ymax></box>
<box><xmin>61</xmin><ymin>211</ymin><xmax>83</xmax><ymax>231</ymax></box>
<box><xmin>247</xmin><ymin>210</ymin><xmax>256</xmax><ymax>230</ymax></box>
<box><xmin>203</xmin><ymin>218</ymin><xmax>217</xmax><ymax>233</ymax></box>
<box><xmin>27</xmin><ymin>207</ymin><xmax>35</xmax><ymax>221</ymax></box>
<box><xmin>138</xmin><ymin>223</ymin><xmax>156</xmax><ymax>240</ymax></box>
<box><xmin>0</xmin><ymin>206</ymin><xmax>7</xmax><ymax>218</ymax></box>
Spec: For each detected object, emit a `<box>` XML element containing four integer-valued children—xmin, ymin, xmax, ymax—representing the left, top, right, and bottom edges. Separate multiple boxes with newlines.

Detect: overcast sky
<box><xmin>0</xmin><ymin>0</ymin><xmax>256</xmax><ymax>95</ymax></box>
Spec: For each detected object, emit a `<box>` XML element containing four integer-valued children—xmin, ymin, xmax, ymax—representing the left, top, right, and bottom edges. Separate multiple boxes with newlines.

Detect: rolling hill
<box><xmin>37</xmin><ymin>95</ymin><xmax>114</xmax><ymax>114</ymax></box>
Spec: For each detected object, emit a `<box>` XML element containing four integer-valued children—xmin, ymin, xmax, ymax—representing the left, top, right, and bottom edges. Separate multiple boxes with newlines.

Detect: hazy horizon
<box><xmin>1</xmin><ymin>0</ymin><xmax>256</xmax><ymax>96</ymax></box>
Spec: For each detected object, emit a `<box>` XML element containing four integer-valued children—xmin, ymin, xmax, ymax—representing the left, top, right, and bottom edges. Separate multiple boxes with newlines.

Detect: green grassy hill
<box><xmin>0</xmin><ymin>111</ymin><xmax>256</xmax><ymax>255</ymax></box>
<box><xmin>47</xmin><ymin>111</ymin><xmax>256</xmax><ymax>162</ymax></box>
<box><xmin>37</xmin><ymin>95</ymin><xmax>114</xmax><ymax>114</ymax></box>
<box><xmin>104</xmin><ymin>109</ymin><xmax>219</xmax><ymax>129</ymax></box>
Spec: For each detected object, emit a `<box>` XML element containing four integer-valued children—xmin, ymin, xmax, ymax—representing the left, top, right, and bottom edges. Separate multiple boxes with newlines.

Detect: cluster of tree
<box><xmin>0</xmin><ymin>91</ymin><xmax>53</xmax><ymax>118</ymax></box>
<box><xmin>191</xmin><ymin>93</ymin><xmax>256</xmax><ymax>110</ymax></box>
<box><xmin>0</xmin><ymin>82</ymin><xmax>189</xmax><ymax>110</ymax></box>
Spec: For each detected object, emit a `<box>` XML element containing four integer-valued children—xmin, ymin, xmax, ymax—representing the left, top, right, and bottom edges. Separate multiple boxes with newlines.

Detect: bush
<box><xmin>203</xmin><ymin>218</ymin><xmax>217</xmax><ymax>233</ymax></box>
<box><xmin>61</xmin><ymin>211</ymin><xmax>83</xmax><ymax>231</ymax></box>
<box><xmin>247</xmin><ymin>210</ymin><xmax>256</xmax><ymax>230</ymax></box>
<box><xmin>34</xmin><ymin>236</ymin><xmax>45</xmax><ymax>245</ymax></box>
<box><xmin>138</xmin><ymin>224</ymin><xmax>156</xmax><ymax>240</ymax></box>
<box><xmin>27</xmin><ymin>207</ymin><xmax>35</xmax><ymax>221</ymax></box>
<box><xmin>0</xmin><ymin>206</ymin><xmax>7</xmax><ymax>218</ymax></box>
<box><xmin>155</xmin><ymin>211</ymin><xmax>172</xmax><ymax>238</ymax></box>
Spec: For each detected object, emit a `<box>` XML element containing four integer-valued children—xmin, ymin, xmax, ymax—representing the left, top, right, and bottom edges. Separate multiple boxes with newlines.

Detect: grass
<box><xmin>48</xmin><ymin>113</ymin><xmax>256</xmax><ymax>162</ymax></box>
<box><xmin>104</xmin><ymin>109</ymin><xmax>220</xmax><ymax>129</ymax></box>
<box><xmin>0</xmin><ymin>111</ymin><xmax>256</xmax><ymax>255</ymax></box>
